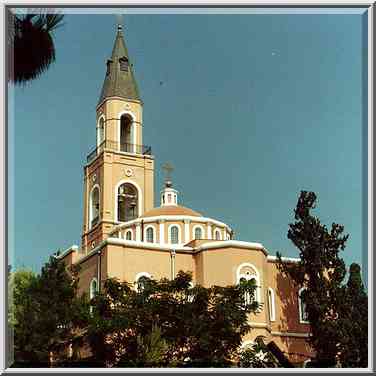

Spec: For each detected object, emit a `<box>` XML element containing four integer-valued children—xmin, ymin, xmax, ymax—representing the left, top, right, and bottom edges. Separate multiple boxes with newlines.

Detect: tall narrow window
<box><xmin>90</xmin><ymin>278</ymin><xmax>98</xmax><ymax>300</ymax></box>
<box><xmin>170</xmin><ymin>225</ymin><xmax>179</xmax><ymax>244</ymax></box>
<box><xmin>214</xmin><ymin>229</ymin><xmax>221</xmax><ymax>240</ymax></box>
<box><xmin>194</xmin><ymin>227</ymin><xmax>203</xmax><ymax>240</ymax></box>
<box><xmin>125</xmin><ymin>230</ymin><xmax>132</xmax><ymax>240</ymax></box>
<box><xmin>298</xmin><ymin>288</ymin><xmax>309</xmax><ymax>323</ymax></box>
<box><xmin>89</xmin><ymin>186</ymin><xmax>100</xmax><ymax>228</ymax></box>
<box><xmin>146</xmin><ymin>227</ymin><xmax>154</xmax><ymax>243</ymax></box>
<box><xmin>117</xmin><ymin>183</ymin><xmax>138</xmax><ymax>222</ymax></box>
<box><xmin>268</xmin><ymin>288</ymin><xmax>276</xmax><ymax>322</ymax></box>
<box><xmin>97</xmin><ymin>117</ymin><xmax>105</xmax><ymax>146</ymax></box>
<box><xmin>120</xmin><ymin>114</ymin><xmax>133</xmax><ymax>152</ymax></box>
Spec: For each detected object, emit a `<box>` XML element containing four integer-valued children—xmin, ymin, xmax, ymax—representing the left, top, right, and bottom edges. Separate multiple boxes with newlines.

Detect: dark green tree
<box><xmin>13</xmin><ymin>255</ymin><xmax>88</xmax><ymax>366</ymax></box>
<box><xmin>277</xmin><ymin>191</ymin><xmax>349</xmax><ymax>367</ymax></box>
<box><xmin>337</xmin><ymin>263</ymin><xmax>368</xmax><ymax>367</ymax></box>
<box><xmin>8</xmin><ymin>11</ymin><xmax>64</xmax><ymax>85</ymax></box>
<box><xmin>87</xmin><ymin>271</ymin><xmax>259</xmax><ymax>367</ymax></box>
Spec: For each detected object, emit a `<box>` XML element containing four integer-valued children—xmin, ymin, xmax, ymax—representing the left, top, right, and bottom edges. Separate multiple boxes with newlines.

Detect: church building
<box><xmin>58</xmin><ymin>25</ymin><xmax>313</xmax><ymax>365</ymax></box>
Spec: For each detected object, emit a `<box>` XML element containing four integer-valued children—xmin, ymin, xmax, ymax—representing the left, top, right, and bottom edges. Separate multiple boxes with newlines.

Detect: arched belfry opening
<box><xmin>89</xmin><ymin>186</ymin><xmax>100</xmax><ymax>228</ymax></box>
<box><xmin>120</xmin><ymin>114</ymin><xmax>133</xmax><ymax>153</ymax></box>
<box><xmin>117</xmin><ymin>182</ymin><xmax>138</xmax><ymax>222</ymax></box>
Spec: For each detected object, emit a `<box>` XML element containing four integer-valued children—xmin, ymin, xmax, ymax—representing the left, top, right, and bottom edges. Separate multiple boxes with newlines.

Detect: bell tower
<box><xmin>81</xmin><ymin>24</ymin><xmax>154</xmax><ymax>253</ymax></box>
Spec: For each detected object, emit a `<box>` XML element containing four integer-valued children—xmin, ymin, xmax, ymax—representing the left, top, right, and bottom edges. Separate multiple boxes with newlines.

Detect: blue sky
<box><xmin>9</xmin><ymin>10</ymin><xmax>368</xmax><ymax>282</ymax></box>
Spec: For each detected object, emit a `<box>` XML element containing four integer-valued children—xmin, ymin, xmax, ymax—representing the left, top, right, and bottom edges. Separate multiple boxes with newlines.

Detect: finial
<box><xmin>116</xmin><ymin>14</ymin><xmax>123</xmax><ymax>32</ymax></box>
<box><xmin>162</xmin><ymin>162</ymin><xmax>174</xmax><ymax>187</ymax></box>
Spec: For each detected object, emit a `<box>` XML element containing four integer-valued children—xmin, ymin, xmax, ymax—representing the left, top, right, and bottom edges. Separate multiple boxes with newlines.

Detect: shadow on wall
<box><xmin>275</xmin><ymin>272</ymin><xmax>313</xmax><ymax>365</ymax></box>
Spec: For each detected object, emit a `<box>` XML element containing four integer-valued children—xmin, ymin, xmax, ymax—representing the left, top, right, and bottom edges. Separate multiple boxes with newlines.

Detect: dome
<box><xmin>141</xmin><ymin>205</ymin><xmax>202</xmax><ymax>218</ymax></box>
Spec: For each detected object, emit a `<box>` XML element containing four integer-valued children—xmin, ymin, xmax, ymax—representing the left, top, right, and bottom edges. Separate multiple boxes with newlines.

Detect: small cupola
<box><xmin>160</xmin><ymin>180</ymin><xmax>178</xmax><ymax>207</ymax></box>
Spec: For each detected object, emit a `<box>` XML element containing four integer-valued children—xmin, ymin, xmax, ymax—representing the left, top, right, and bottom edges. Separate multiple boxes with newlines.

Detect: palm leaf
<box><xmin>9</xmin><ymin>11</ymin><xmax>64</xmax><ymax>85</ymax></box>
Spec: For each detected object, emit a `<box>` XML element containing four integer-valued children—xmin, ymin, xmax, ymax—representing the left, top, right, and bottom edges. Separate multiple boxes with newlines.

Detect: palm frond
<box><xmin>9</xmin><ymin>11</ymin><xmax>65</xmax><ymax>85</ymax></box>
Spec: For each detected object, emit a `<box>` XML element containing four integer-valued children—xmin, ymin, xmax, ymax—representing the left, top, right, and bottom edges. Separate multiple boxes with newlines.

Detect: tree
<box><xmin>238</xmin><ymin>340</ymin><xmax>279</xmax><ymax>368</ymax></box>
<box><xmin>87</xmin><ymin>271</ymin><xmax>259</xmax><ymax>367</ymax></box>
<box><xmin>13</xmin><ymin>255</ymin><xmax>88</xmax><ymax>366</ymax></box>
<box><xmin>277</xmin><ymin>191</ymin><xmax>349</xmax><ymax>366</ymax></box>
<box><xmin>337</xmin><ymin>263</ymin><xmax>368</xmax><ymax>367</ymax></box>
<box><xmin>8</xmin><ymin>11</ymin><xmax>64</xmax><ymax>85</ymax></box>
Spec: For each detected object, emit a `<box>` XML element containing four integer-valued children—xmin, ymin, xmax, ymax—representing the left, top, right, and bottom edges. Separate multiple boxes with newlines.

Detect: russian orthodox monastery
<box><xmin>58</xmin><ymin>25</ymin><xmax>313</xmax><ymax>365</ymax></box>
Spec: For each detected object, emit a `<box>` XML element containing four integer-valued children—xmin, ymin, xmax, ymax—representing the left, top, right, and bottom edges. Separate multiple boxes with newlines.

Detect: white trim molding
<box><xmin>267</xmin><ymin>255</ymin><xmax>300</xmax><ymax>263</ymax></box>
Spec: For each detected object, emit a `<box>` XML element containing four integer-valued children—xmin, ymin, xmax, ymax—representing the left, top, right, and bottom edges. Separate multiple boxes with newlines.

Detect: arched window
<box><xmin>135</xmin><ymin>272</ymin><xmax>151</xmax><ymax>292</ymax></box>
<box><xmin>125</xmin><ymin>230</ymin><xmax>132</xmax><ymax>240</ymax></box>
<box><xmin>194</xmin><ymin>226</ymin><xmax>203</xmax><ymax>240</ymax></box>
<box><xmin>89</xmin><ymin>185</ymin><xmax>100</xmax><ymax>228</ymax></box>
<box><xmin>298</xmin><ymin>287</ymin><xmax>309</xmax><ymax>323</ymax></box>
<box><xmin>214</xmin><ymin>229</ymin><xmax>221</xmax><ymax>240</ymax></box>
<box><xmin>170</xmin><ymin>225</ymin><xmax>180</xmax><ymax>244</ymax></box>
<box><xmin>117</xmin><ymin>183</ymin><xmax>138</xmax><ymax>222</ymax></box>
<box><xmin>120</xmin><ymin>114</ymin><xmax>133</xmax><ymax>152</ymax></box>
<box><xmin>268</xmin><ymin>288</ymin><xmax>276</xmax><ymax>322</ymax></box>
<box><xmin>90</xmin><ymin>278</ymin><xmax>98</xmax><ymax>300</ymax></box>
<box><xmin>237</xmin><ymin>263</ymin><xmax>261</xmax><ymax>304</ymax></box>
<box><xmin>97</xmin><ymin>117</ymin><xmax>105</xmax><ymax>147</ymax></box>
<box><xmin>145</xmin><ymin>226</ymin><xmax>154</xmax><ymax>243</ymax></box>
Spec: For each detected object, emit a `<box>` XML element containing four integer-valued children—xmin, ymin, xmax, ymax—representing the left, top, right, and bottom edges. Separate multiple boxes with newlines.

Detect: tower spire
<box><xmin>97</xmin><ymin>23</ymin><xmax>141</xmax><ymax>106</ymax></box>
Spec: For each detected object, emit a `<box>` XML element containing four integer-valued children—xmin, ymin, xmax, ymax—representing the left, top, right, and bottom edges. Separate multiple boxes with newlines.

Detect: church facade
<box><xmin>58</xmin><ymin>25</ymin><xmax>313</xmax><ymax>365</ymax></box>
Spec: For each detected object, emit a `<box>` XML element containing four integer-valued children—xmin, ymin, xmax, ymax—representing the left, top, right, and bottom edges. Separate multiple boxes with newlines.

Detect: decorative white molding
<box><xmin>109</xmin><ymin>215</ymin><xmax>232</xmax><ymax>234</ymax></box>
<box><xmin>135</xmin><ymin>223</ymin><xmax>141</xmax><ymax>242</ymax></box>
<box><xmin>267</xmin><ymin>255</ymin><xmax>300</xmax><ymax>263</ymax></box>
<box><xmin>184</xmin><ymin>220</ymin><xmax>190</xmax><ymax>243</ymax></box>
<box><xmin>159</xmin><ymin>221</ymin><xmax>165</xmax><ymax>244</ymax></box>
<box><xmin>89</xmin><ymin>184</ymin><xmax>100</xmax><ymax>230</ymax></box>
<box><xmin>56</xmin><ymin>245</ymin><xmax>79</xmax><ymax>259</ymax></box>
<box><xmin>207</xmin><ymin>222</ymin><xmax>212</xmax><ymax>240</ymax></box>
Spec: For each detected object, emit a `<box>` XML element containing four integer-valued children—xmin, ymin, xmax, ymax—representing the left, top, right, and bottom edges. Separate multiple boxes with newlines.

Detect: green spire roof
<box><xmin>98</xmin><ymin>25</ymin><xmax>141</xmax><ymax>105</ymax></box>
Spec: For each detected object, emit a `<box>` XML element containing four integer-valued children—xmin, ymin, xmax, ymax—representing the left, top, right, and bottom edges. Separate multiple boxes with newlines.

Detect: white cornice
<box><xmin>56</xmin><ymin>245</ymin><xmax>79</xmax><ymax>259</ymax></box>
<box><xmin>267</xmin><ymin>255</ymin><xmax>300</xmax><ymax>263</ymax></box>
<box><xmin>271</xmin><ymin>331</ymin><xmax>310</xmax><ymax>338</ymax></box>
<box><xmin>110</xmin><ymin>215</ymin><xmax>232</xmax><ymax>235</ymax></box>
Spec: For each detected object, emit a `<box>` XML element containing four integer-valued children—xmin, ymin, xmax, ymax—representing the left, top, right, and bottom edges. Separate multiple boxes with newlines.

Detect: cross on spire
<box><xmin>162</xmin><ymin>162</ymin><xmax>174</xmax><ymax>185</ymax></box>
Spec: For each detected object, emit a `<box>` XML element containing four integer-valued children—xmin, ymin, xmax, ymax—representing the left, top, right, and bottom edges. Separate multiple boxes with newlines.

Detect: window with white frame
<box><xmin>214</xmin><ymin>229</ymin><xmax>221</xmax><ymax>240</ymax></box>
<box><xmin>117</xmin><ymin>182</ymin><xmax>138</xmax><ymax>222</ymax></box>
<box><xmin>146</xmin><ymin>226</ymin><xmax>154</xmax><ymax>243</ymax></box>
<box><xmin>267</xmin><ymin>287</ymin><xmax>276</xmax><ymax>322</ymax></box>
<box><xmin>298</xmin><ymin>287</ymin><xmax>309</xmax><ymax>323</ymax></box>
<box><xmin>97</xmin><ymin>117</ymin><xmax>105</xmax><ymax>146</ymax></box>
<box><xmin>89</xmin><ymin>185</ymin><xmax>100</xmax><ymax>229</ymax></box>
<box><xmin>194</xmin><ymin>226</ymin><xmax>203</xmax><ymax>240</ymax></box>
<box><xmin>125</xmin><ymin>230</ymin><xmax>132</xmax><ymax>240</ymax></box>
<box><xmin>90</xmin><ymin>278</ymin><xmax>98</xmax><ymax>300</ymax></box>
<box><xmin>170</xmin><ymin>225</ymin><xmax>179</xmax><ymax>244</ymax></box>
<box><xmin>236</xmin><ymin>263</ymin><xmax>261</xmax><ymax>304</ymax></box>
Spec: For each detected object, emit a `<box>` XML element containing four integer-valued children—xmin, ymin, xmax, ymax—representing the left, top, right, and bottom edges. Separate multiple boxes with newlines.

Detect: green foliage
<box><xmin>277</xmin><ymin>191</ymin><xmax>367</xmax><ymax>367</ymax></box>
<box><xmin>9</xmin><ymin>11</ymin><xmax>64</xmax><ymax>85</ymax></box>
<box><xmin>13</xmin><ymin>255</ymin><xmax>88</xmax><ymax>365</ymax></box>
<box><xmin>87</xmin><ymin>271</ymin><xmax>259</xmax><ymax>367</ymax></box>
<box><xmin>238</xmin><ymin>341</ymin><xmax>278</xmax><ymax>368</ymax></box>
<box><xmin>337</xmin><ymin>263</ymin><xmax>368</xmax><ymax>367</ymax></box>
